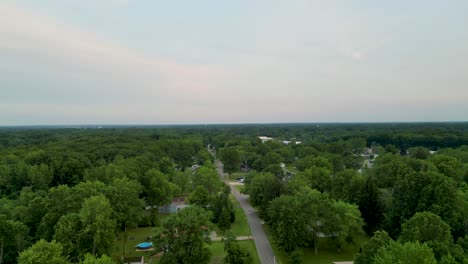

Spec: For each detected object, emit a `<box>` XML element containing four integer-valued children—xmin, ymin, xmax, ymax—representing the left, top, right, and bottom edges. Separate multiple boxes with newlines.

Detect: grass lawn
<box><xmin>263</xmin><ymin>224</ymin><xmax>367</xmax><ymax>264</ymax></box>
<box><xmin>114</xmin><ymin>190</ymin><xmax>255</xmax><ymax>263</ymax></box>
<box><xmin>234</xmin><ymin>185</ymin><xmax>245</xmax><ymax>193</ymax></box>
<box><xmin>113</xmin><ymin>227</ymin><xmax>155</xmax><ymax>262</ymax></box>
<box><xmin>230</xmin><ymin>195</ymin><xmax>251</xmax><ymax>236</ymax></box>
<box><xmin>208</xmin><ymin>240</ymin><xmax>260</xmax><ymax>264</ymax></box>
<box><xmin>228</xmin><ymin>172</ymin><xmax>247</xmax><ymax>181</ymax></box>
<box><xmin>213</xmin><ymin>195</ymin><xmax>251</xmax><ymax>237</ymax></box>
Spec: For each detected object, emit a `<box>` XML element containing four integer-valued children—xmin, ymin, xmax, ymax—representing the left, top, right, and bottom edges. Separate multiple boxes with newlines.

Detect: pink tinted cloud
<box><xmin>0</xmin><ymin>4</ymin><xmax>228</xmax><ymax>99</ymax></box>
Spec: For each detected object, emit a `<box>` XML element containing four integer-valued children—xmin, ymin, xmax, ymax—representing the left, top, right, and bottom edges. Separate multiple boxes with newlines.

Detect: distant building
<box><xmin>258</xmin><ymin>136</ymin><xmax>273</xmax><ymax>143</ymax></box>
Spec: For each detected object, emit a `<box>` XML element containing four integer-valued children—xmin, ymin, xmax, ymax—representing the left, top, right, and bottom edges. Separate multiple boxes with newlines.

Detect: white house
<box><xmin>258</xmin><ymin>136</ymin><xmax>273</xmax><ymax>143</ymax></box>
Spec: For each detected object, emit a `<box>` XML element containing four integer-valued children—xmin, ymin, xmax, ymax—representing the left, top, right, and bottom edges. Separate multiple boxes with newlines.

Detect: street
<box><xmin>215</xmin><ymin>160</ymin><xmax>277</xmax><ymax>264</ymax></box>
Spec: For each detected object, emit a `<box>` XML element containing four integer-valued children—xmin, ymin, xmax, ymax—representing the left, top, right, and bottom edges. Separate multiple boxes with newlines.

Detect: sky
<box><xmin>1</xmin><ymin>0</ymin><xmax>467</xmax><ymax>125</ymax></box>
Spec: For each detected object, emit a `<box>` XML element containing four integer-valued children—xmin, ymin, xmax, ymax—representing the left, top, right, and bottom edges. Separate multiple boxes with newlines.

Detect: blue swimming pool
<box><xmin>136</xmin><ymin>242</ymin><xmax>153</xmax><ymax>249</ymax></box>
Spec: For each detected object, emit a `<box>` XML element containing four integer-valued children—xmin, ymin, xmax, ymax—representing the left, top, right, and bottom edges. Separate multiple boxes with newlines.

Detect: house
<box><xmin>258</xmin><ymin>136</ymin><xmax>273</xmax><ymax>143</ymax></box>
<box><xmin>159</xmin><ymin>198</ymin><xmax>189</xmax><ymax>214</ymax></box>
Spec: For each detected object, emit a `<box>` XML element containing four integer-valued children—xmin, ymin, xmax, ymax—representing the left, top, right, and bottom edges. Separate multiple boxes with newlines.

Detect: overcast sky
<box><xmin>1</xmin><ymin>0</ymin><xmax>467</xmax><ymax>125</ymax></box>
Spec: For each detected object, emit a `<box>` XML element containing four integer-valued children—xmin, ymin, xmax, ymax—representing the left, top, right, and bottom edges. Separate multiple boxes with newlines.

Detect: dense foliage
<box><xmin>0</xmin><ymin>123</ymin><xmax>467</xmax><ymax>263</ymax></box>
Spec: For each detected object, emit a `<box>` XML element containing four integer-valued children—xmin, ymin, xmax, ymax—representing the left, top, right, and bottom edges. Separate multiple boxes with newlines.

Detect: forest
<box><xmin>0</xmin><ymin>123</ymin><xmax>467</xmax><ymax>264</ymax></box>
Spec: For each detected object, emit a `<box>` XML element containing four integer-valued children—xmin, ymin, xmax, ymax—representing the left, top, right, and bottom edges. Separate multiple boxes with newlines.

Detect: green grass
<box><xmin>229</xmin><ymin>194</ymin><xmax>251</xmax><ymax>237</ymax></box>
<box><xmin>234</xmin><ymin>185</ymin><xmax>245</xmax><ymax>193</ymax></box>
<box><xmin>228</xmin><ymin>172</ymin><xmax>247</xmax><ymax>181</ymax></box>
<box><xmin>213</xmin><ymin>195</ymin><xmax>251</xmax><ymax>237</ymax></box>
<box><xmin>113</xmin><ymin>227</ymin><xmax>155</xmax><ymax>261</ymax></box>
<box><xmin>263</xmin><ymin>224</ymin><xmax>367</xmax><ymax>264</ymax></box>
<box><xmin>115</xmin><ymin>187</ymin><xmax>255</xmax><ymax>263</ymax></box>
<box><xmin>208</xmin><ymin>240</ymin><xmax>260</xmax><ymax>264</ymax></box>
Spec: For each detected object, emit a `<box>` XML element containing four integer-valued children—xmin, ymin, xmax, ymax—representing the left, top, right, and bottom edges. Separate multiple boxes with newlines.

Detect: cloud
<box><xmin>0</xmin><ymin>4</ymin><xmax>227</xmax><ymax>101</ymax></box>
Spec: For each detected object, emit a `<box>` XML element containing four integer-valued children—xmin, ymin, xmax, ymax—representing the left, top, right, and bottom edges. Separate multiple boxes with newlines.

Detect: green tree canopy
<box><xmin>373</xmin><ymin>241</ymin><xmax>437</xmax><ymax>264</ymax></box>
<box><xmin>153</xmin><ymin>206</ymin><xmax>213</xmax><ymax>264</ymax></box>
<box><xmin>399</xmin><ymin>212</ymin><xmax>452</xmax><ymax>260</ymax></box>
<box><xmin>18</xmin><ymin>240</ymin><xmax>68</xmax><ymax>264</ymax></box>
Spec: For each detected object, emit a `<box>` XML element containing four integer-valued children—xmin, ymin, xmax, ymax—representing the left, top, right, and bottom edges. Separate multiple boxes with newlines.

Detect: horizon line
<box><xmin>1</xmin><ymin>120</ymin><xmax>468</xmax><ymax>128</ymax></box>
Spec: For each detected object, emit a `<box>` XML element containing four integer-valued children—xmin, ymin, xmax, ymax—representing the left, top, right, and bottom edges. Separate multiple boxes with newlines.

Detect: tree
<box><xmin>295</xmin><ymin>156</ymin><xmax>332</xmax><ymax>172</ymax></box>
<box><xmin>325</xmin><ymin>200</ymin><xmax>365</xmax><ymax>252</ymax></box>
<box><xmin>384</xmin><ymin>170</ymin><xmax>457</xmax><ymax>238</ymax></box>
<box><xmin>79</xmin><ymin>195</ymin><xmax>115</xmax><ymax>257</ymax></box>
<box><xmin>288</xmin><ymin>248</ymin><xmax>303</xmax><ymax>264</ymax></box>
<box><xmin>80</xmin><ymin>253</ymin><xmax>114</xmax><ymax>264</ymax></box>
<box><xmin>18</xmin><ymin>239</ymin><xmax>68</xmax><ymax>264</ymax></box>
<box><xmin>408</xmin><ymin>147</ymin><xmax>430</xmax><ymax>159</ymax></box>
<box><xmin>268</xmin><ymin>194</ymin><xmax>309</xmax><ymax>252</ymax></box>
<box><xmin>189</xmin><ymin>186</ymin><xmax>211</xmax><ymax>208</ymax></box>
<box><xmin>54</xmin><ymin>213</ymin><xmax>85</xmax><ymax>262</ymax></box>
<box><xmin>297</xmin><ymin>167</ymin><xmax>332</xmax><ymax>193</ymax></box>
<box><xmin>221</xmin><ymin>147</ymin><xmax>241</xmax><ymax>174</ymax></box>
<box><xmin>0</xmin><ymin>215</ymin><xmax>28</xmax><ymax>264</ymax></box>
<box><xmin>28</xmin><ymin>163</ymin><xmax>53</xmax><ymax>191</ymax></box>
<box><xmin>143</xmin><ymin>169</ymin><xmax>178</xmax><ymax>225</ymax></box>
<box><xmin>105</xmin><ymin>178</ymin><xmax>145</xmax><ymax>256</ymax></box>
<box><xmin>429</xmin><ymin>154</ymin><xmax>464</xmax><ymax>183</ymax></box>
<box><xmin>143</xmin><ymin>169</ymin><xmax>177</xmax><ymax>207</ymax></box>
<box><xmin>354</xmin><ymin>231</ymin><xmax>392</xmax><ymax>264</ymax></box>
<box><xmin>246</xmin><ymin>173</ymin><xmax>283</xmax><ymax>219</ymax></box>
<box><xmin>223</xmin><ymin>232</ymin><xmax>252</xmax><ymax>264</ymax></box>
<box><xmin>192</xmin><ymin>165</ymin><xmax>221</xmax><ymax>195</ymax></box>
<box><xmin>218</xmin><ymin>207</ymin><xmax>232</xmax><ymax>232</ymax></box>
<box><xmin>399</xmin><ymin>212</ymin><xmax>452</xmax><ymax>260</ymax></box>
<box><xmin>153</xmin><ymin>206</ymin><xmax>213</xmax><ymax>264</ymax></box>
<box><xmin>357</xmin><ymin>176</ymin><xmax>383</xmax><ymax>235</ymax></box>
<box><xmin>373</xmin><ymin>241</ymin><xmax>437</xmax><ymax>264</ymax></box>
<box><xmin>330</xmin><ymin>169</ymin><xmax>365</xmax><ymax>203</ymax></box>
<box><xmin>211</xmin><ymin>185</ymin><xmax>235</xmax><ymax>229</ymax></box>
<box><xmin>301</xmin><ymin>188</ymin><xmax>331</xmax><ymax>255</ymax></box>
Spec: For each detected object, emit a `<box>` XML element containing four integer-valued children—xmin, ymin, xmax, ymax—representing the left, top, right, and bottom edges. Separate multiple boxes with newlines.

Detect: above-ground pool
<box><xmin>135</xmin><ymin>242</ymin><xmax>153</xmax><ymax>250</ymax></box>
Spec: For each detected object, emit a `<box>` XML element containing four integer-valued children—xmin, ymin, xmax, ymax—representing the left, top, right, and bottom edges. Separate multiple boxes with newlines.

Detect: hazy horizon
<box><xmin>1</xmin><ymin>1</ymin><xmax>468</xmax><ymax>125</ymax></box>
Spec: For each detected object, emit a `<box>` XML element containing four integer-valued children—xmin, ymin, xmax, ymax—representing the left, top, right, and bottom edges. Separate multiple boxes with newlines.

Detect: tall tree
<box><xmin>246</xmin><ymin>173</ymin><xmax>283</xmax><ymax>219</ymax></box>
<box><xmin>326</xmin><ymin>200</ymin><xmax>365</xmax><ymax>252</ymax></box>
<box><xmin>54</xmin><ymin>213</ymin><xmax>85</xmax><ymax>262</ymax></box>
<box><xmin>373</xmin><ymin>241</ymin><xmax>437</xmax><ymax>264</ymax></box>
<box><xmin>354</xmin><ymin>231</ymin><xmax>392</xmax><ymax>264</ymax></box>
<box><xmin>0</xmin><ymin>215</ymin><xmax>28</xmax><ymax>264</ymax></box>
<box><xmin>223</xmin><ymin>232</ymin><xmax>252</xmax><ymax>264</ymax></box>
<box><xmin>80</xmin><ymin>253</ymin><xmax>114</xmax><ymax>264</ymax></box>
<box><xmin>79</xmin><ymin>195</ymin><xmax>115</xmax><ymax>257</ymax></box>
<box><xmin>192</xmin><ymin>165</ymin><xmax>221</xmax><ymax>195</ymax></box>
<box><xmin>105</xmin><ymin>178</ymin><xmax>145</xmax><ymax>256</ymax></box>
<box><xmin>18</xmin><ymin>240</ymin><xmax>68</xmax><ymax>264</ymax></box>
<box><xmin>142</xmin><ymin>169</ymin><xmax>178</xmax><ymax>225</ymax></box>
<box><xmin>399</xmin><ymin>212</ymin><xmax>452</xmax><ymax>260</ymax></box>
<box><xmin>221</xmin><ymin>147</ymin><xmax>242</xmax><ymax>174</ymax></box>
<box><xmin>357</xmin><ymin>176</ymin><xmax>383</xmax><ymax>235</ymax></box>
<box><xmin>153</xmin><ymin>206</ymin><xmax>213</xmax><ymax>264</ymax></box>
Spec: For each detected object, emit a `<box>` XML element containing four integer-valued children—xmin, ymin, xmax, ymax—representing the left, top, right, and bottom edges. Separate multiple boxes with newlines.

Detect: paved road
<box><xmin>215</xmin><ymin>161</ymin><xmax>277</xmax><ymax>264</ymax></box>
